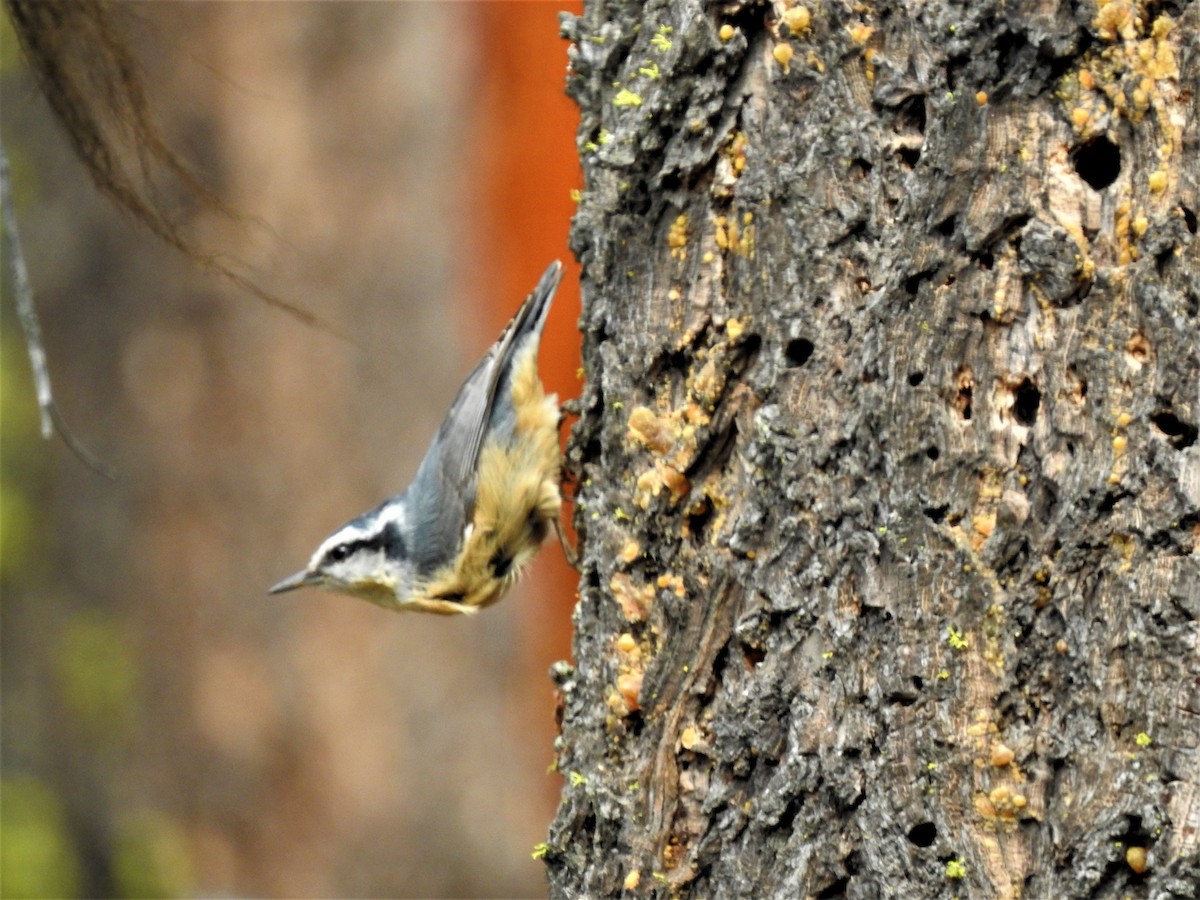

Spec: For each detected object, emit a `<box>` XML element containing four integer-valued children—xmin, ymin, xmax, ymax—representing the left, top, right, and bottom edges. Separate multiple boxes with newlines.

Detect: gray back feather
<box><xmin>403</xmin><ymin>261</ymin><xmax>563</xmax><ymax>574</ymax></box>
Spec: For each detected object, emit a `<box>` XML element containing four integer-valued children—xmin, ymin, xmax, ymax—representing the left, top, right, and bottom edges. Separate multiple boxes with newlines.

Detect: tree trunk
<box><xmin>547</xmin><ymin>1</ymin><xmax>1199</xmax><ymax>896</ymax></box>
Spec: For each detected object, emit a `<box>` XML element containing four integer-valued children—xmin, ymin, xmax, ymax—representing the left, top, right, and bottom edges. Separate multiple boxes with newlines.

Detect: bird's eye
<box><xmin>326</xmin><ymin>545</ymin><xmax>350</xmax><ymax>563</ymax></box>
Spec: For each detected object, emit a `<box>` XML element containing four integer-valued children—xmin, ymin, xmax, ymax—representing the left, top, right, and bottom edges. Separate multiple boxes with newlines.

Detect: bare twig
<box><xmin>1</xmin><ymin>143</ymin><xmax>114</xmax><ymax>479</ymax></box>
<box><xmin>3</xmin><ymin>0</ymin><xmax>347</xmax><ymax>340</ymax></box>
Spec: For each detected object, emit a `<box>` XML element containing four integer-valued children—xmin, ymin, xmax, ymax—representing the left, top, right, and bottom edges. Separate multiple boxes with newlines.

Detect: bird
<box><xmin>269</xmin><ymin>261</ymin><xmax>566</xmax><ymax>615</ymax></box>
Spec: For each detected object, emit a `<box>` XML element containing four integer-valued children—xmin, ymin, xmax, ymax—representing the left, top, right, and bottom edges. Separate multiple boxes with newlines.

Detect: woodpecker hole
<box><xmin>904</xmin><ymin>270</ymin><xmax>935</xmax><ymax>295</ymax></box>
<box><xmin>908</xmin><ymin>822</ymin><xmax>938</xmax><ymax>847</ymax></box>
<box><xmin>923</xmin><ymin>504</ymin><xmax>949</xmax><ymax>523</ymax></box>
<box><xmin>1012</xmin><ymin>378</ymin><xmax>1041</xmax><ymax>426</ymax></box>
<box><xmin>742</xmin><ymin>643</ymin><xmax>766</xmax><ymax>669</ymax></box>
<box><xmin>899</xmin><ymin>95</ymin><xmax>927</xmax><ymax>134</ymax></box>
<box><xmin>954</xmin><ymin>368</ymin><xmax>975</xmax><ymax>420</ymax></box>
<box><xmin>1151</xmin><ymin>411</ymin><xmax>1197</xmax><ymax>449</ymax></box>
<box><xmin>1067</xmin><ymin>368</ymin><xmax>1088</xmax><ymax>405</ymax></box>
<box><xmin>685</xmin><ymin>497</ymin><xmax>714</xmax><ymax>536</ymax></box>
<box><xmin>816</xmin><ymin>877</ymin><xmax>851</xmax><ymax>899</ymax></box>
<box><xmin>1125</xmin><ymin>331</ymin><xmax>1151</xmax><ymax>364</ymax></box>
<box><xmin>849</xmin><ymin>157</ymin><xmax>874</xmax><ymax>180</ymax></box>
<box><xmin>908</xmin><ymin>371</ymin><xmax>925</xmax><ymax>387</ymax></box>
<box><xmin>926</xmin><ymin>445</ymin><xmax>940</xmax><ymax>461</ymax></box>
<box><xmin>786</xmin><ymin>338</ymin><xmax>814</xmax><ymax>367</ymax></box>
<box><xmin>1182</xmin><ymin>206</ymin><xmax>1197</xmax><ymax>234</ymax></box>
<box><xmin>1072</xmin><ymin>136</ymin><xmax>1121</xmax><ymax>190</ymax></box>
<box><xmin>936</xmin><ymin>214</ymin><xmax>957</xmax><ymax>236</ymax></box>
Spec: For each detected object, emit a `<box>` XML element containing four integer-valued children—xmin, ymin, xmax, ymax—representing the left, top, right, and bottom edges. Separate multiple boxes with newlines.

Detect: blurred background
<box><xmin>1</xmin><ymin>3</ymin><xmax>581</xmax><ymax>897</ymax></box>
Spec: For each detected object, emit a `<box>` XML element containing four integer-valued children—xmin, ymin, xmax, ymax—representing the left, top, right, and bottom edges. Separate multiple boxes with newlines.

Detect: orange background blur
<box><xmin>1</xmin><ymin>3</ymin><xmax>581</xmax><ymax>897</ymax></box>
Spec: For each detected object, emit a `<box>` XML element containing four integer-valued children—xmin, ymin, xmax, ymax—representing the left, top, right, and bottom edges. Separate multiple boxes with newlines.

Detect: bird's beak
<box><xmin>268</xmin><ymin>570</ymin><xmax>317</xmax><ymax>595</ymax></box>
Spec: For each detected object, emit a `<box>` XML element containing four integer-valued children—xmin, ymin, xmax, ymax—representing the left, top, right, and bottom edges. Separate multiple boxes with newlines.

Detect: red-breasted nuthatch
<box><xmin>269</xmin><ymin>262</ymin><xmax>565</xmax><ymax>615</ymax></box>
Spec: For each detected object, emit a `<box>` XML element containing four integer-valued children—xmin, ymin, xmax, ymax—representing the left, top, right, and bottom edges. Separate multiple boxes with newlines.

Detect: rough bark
<box><xmin>547</xmin><ymin>0</ymin><xmax>1199</xmax><ymax>897</ymax></box>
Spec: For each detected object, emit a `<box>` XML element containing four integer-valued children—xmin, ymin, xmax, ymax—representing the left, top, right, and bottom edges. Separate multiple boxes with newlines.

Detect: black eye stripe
<box><xmin>323</xmin><ymin>522</ymin><xmax>405</xmax><ymax>566</ymax></box>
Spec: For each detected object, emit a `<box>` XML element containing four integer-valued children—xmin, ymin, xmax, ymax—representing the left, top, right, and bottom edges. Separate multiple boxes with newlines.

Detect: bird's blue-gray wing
<box><xmin>404</xmin><ymin>261</ymin><xmax>562</xmax><ymax>572</ymax></box>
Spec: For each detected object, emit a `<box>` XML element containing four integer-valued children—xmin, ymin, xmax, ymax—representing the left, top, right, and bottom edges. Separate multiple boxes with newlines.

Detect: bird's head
<box><xmin>269</xmin><ymin>501</ymin><xmax>414</xmax><ymax>609</ymax></box>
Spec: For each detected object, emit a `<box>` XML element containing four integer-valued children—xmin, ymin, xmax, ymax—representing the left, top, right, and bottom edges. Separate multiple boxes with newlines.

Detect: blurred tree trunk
<box><xmin>548</xmin><ymin>1</ymin><xmax>1199</xmax><ymax>897</ymax></box>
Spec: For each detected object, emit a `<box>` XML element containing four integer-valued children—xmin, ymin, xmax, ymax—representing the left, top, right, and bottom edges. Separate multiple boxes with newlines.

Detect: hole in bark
<box><xmin>908</xmin><ymin>371</ymin><xmax>925</xmax><ymax>386</ymax></box>
<box><xmin>898</xmin><ymin>146</ymin><xmax>921</xmax><ymax>167</ymax></box>
<box><xmin>976</xmin><ymin>250</ymin><xmax>994</xmax><ymax>270</ymax></box>
<box><xmin>994</xmin><ymin>29</ymin><xmax>1028</xmax><ymax>74</ymax></box>
<box><xmin>923</xmin><ymin>504</ymin><xmax>948</xmax><ymax>523</ymax></box>
<box><xmin>936</xmin><ymin>214</ymin><xmax>957</xmax><ymax>236</ymax></box>
<box><xmin>908</xmin><ymin>821</ymin><xmax>938</xmax><ymax>847</ymax></box>
<box><xmin>899</xmin><ymin>95</ymin><xmax>927</xmax><ymax>134</ymax></box>
<box><xmin>1109</xmin><ymin>815</ymin><xmax>1152</xmax><ymax>882</ymax></box>
<box><xmin>786</xmin><ymin>338</ymin><xmax>814</xmax><ymax>367</ymax></box>
<box><xmin>1152</xmin><ymin>411</ymin><xmax>1198</xmax><ymax>449</ymax></box>
<box><xmin>776</xmin><ymin>797</ymin><xmax>800</xmax><ymax>832</ymax></box>
<box><xmin>816</xmin><ymin>876</ymin><xmax>850</xmax><ymax>898</ymax></box>
<box><xmin>739</xmin><ymin>332</ymin><xmax>763</xmax><ymax>364</ymax></box>
<box><xmin>1072</xmin><ymin>137</ymin><xmax>1121</xmax><ymax>190</ymax></box>
<box><xmin>887</xmin><ymin>691</ymin><xmax>918</xmax><ymax>706</ymax></box>
<box><xmin>912</xmin><ymin>675</ymin><xmax>924</xmax><ymax>690</ymax></box>
<box><xmin>1155</xmin><ymin>245</ymin><xmax>1177</xmax><ymax>275</ymax></box>
<box><xmin>1118</xmin><ymin>815</ymin><xmax>1150</xmax><ymax>843</ymax></box>
<box><xmin>624</xmin><ymin>709</ymin><xmax>644</xmax><ymax>737</ymax></box>
<box><xmin>1012</xmin><ymin>378</ymin><xmax>1041</xmax><ymax>425</ymax></box>
<box><xmin>1125</xmin><ymin>331</ymin><xmax>1151</xmax><ymax>363</ymax></box>
<box><xmin>904</xmin><ymin>269</ymin><xmax>935</xmax><ymax>295</ymax></box>
<box><xmin>742</xmin><ymin>643</ymin><xmax>766</xmax><ymax>668</ymax></box>
<box><xmin>849</xmin><ymin>157</ymin><xmax>873</xmax><ymax>179</ymax></box>
<box><xmin>925</xmin><ymin>445</ymin><xmax>940</xmax><ymax>461</ymax></box>
<box><xmin>1182</xmin><ymin>205</ymin><xmax>1197</xmax><ymax>234</ymax></box>
<box><xmin>841</xmin><ymin>219</ymin><xmax>869</xmax><ymax>242</ymax></box>
<box><xmin>1048</xmin><ymin>47</ymin><xmax>1085</xmax><ymax>83</ymax></box>
<box><xmin>956</xmin><ymin>384</ymin><xmax>973</xmax><ymax>420</ymax></box>
<box><xmin>686</xmin><ymin>497</ymin><xmax>714</xmax><ymax>536</ymax></box>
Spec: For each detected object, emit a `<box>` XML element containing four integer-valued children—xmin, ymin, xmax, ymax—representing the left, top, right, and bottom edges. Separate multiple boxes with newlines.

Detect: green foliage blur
<box><xmin>0</xmin><ymin>778</ymin><xmax>82</xmax><ymax>899</ymax></box>
<box><xmin>111</xmin><ymin>811</ymin><xmax>193</xmax><ymax>900</ymax></box>
<box><xmin>2</xmin><ymin>241</ymin><xmax>194</xmax><ymax>900</ymax></box>
<box><xmin>2</xmin><ymin>33</ymin><xmax>193</xmax><ymax>889</ymax></box>
<box><xmin>1</xmin><ymin>213</ymin><xmax>88</xmax><ymax>896</ymax></box>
